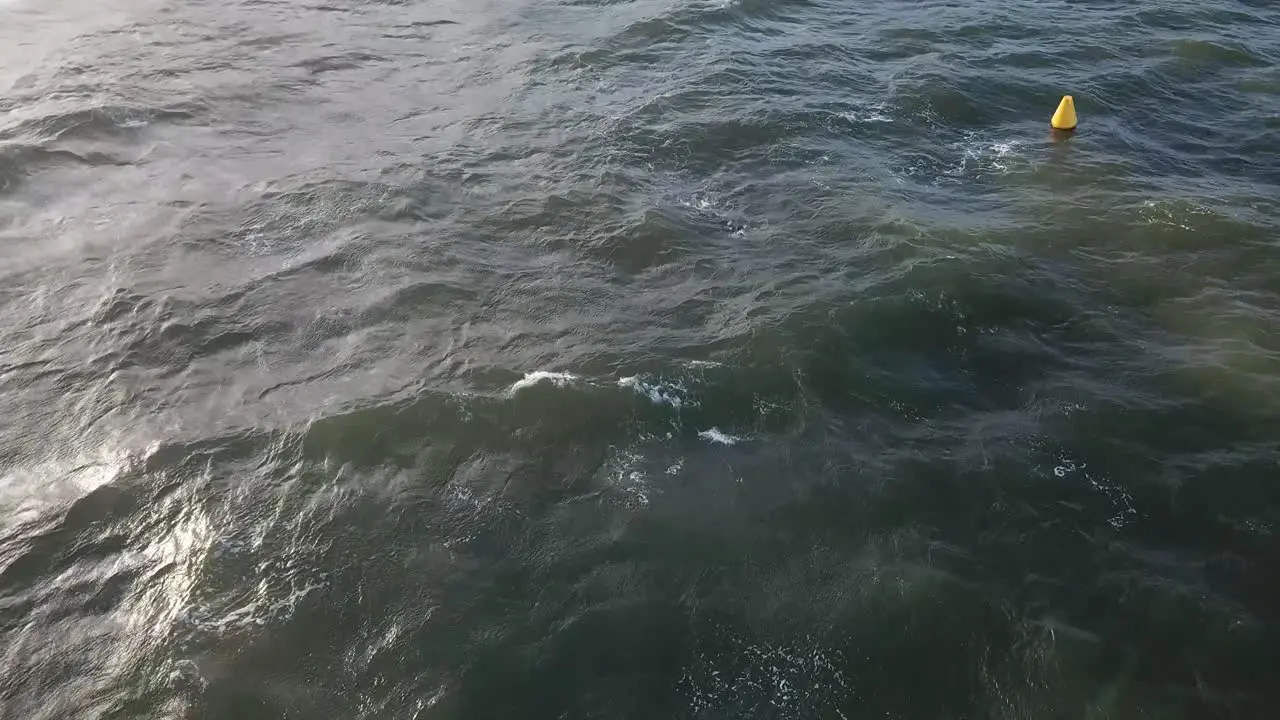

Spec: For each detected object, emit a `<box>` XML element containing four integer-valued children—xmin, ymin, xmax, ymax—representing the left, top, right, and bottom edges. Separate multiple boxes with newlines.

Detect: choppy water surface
<box><xmin>2</xmin><ymin>0</ymin><xmax>1279</xmax><ymax>717</ymax></box>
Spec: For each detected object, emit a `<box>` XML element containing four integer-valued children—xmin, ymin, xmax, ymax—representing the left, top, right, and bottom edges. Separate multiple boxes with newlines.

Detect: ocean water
<box><xmin>1</xmin><ymin>0</ymin><xmax>1278</xmax><ymax>717</ymax></box>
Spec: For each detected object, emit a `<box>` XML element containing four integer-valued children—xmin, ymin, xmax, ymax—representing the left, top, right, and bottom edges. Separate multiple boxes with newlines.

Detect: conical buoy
<box><xmin>1051</xmin><ymin>95</ymin><xmax>1077</xmax><ymax>131</ymax></box>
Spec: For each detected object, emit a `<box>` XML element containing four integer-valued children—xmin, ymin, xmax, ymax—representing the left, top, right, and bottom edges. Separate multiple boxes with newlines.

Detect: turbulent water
<box><xmin>2</xmin><ymin>0</ymin><xmax>1279</xmax><ymax>717</ymax></box>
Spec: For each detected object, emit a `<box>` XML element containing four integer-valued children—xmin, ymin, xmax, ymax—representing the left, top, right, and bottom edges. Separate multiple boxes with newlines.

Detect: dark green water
<box><xmin>2</xmin><ymin>0</ymin><xmax>1279</xmax><ymax>717</ymax></box>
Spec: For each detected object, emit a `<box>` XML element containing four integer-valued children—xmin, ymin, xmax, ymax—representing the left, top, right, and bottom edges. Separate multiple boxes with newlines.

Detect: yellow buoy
<box><xmin>1051</xmin><ymin>95</ymin><xmax>1077</xmax><ymax>131</ymax></box>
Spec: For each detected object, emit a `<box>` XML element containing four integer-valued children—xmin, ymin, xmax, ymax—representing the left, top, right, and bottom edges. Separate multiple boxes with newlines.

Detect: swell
<box><xmin>6</xmin><ymin>331</ymin><xmax>1275</xmax><ymax>717</ymax></box>
<box><xmin>0</xmin><ymin>145</ymin><xmax>128</xmax><ymax>197</ymax></box>
<box><xmin>0</xmin><ymin>104</ymin><xmax>203</xmax><ymax>144</ymax></box>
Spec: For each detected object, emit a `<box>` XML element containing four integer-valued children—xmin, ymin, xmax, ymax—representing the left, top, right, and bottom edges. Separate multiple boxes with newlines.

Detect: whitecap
<box><xmin>618</xmin><ymin>374</ymin><xmax>691</xmax><ymax>409</ymax></box>
<box><xmin>958</xmin><ymin>138</ymin><xmax>1023</xmax><ymax>175</ymax></box>
<box><xmin>680</xmin><ymin>193</ymin><xmax>725</xmax><ymax>216</ymax></box>
<box><xmin>509</xmin><ymin>370</ymin><xmax>577</xmax><ymax>394</ymax></box>
<box><xmin>698</xmin><ymin>428</ymin><xmax>740</xmax><ymax>445</ymax></box>
<box><xmin>680</xmin><ymin>634</ymin><xmax>851</xmax><ymax>715</ymax></box>
<box><xmin>986</xmin><ymin>140</ymin><xmax>1020</xmax><ymax>171</ymax></box>
<box><xmin>839</xmin><ymin>106</ymin><xmax>892</xmax><ymax>124</ymax></box>
<box><xmin>606</xmin><ymin>447</ymin><xmax>651</xmax><ymax>508</ymax></box>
